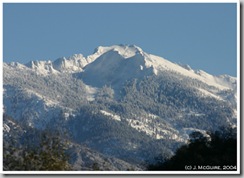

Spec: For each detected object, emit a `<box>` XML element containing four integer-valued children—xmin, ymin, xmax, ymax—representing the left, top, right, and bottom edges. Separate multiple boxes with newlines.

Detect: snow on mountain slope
<box><xmin>3</xmin><ymin>85</ymin><xmax>67</xmax><ymax>129</ymax></box>
<box><xmin>100</xmin><ymin>110</ymin><xmax>121</xmax><ymax>121</ymax></box>
<box><xmin>52</xmin><ymin>54</ymin><xmax>90</xmax><ymax>73</ymax></box>
<box><xmin>82</xmin><ymin>48</ymin><xmax>154</xmax><ymax>88</ymax></box>
<box><xmin>25</xmin><ymin>60</ymin><xmax>58</xmax><ymax>75</ymax></box>
<box><xmin>89</xmin><ymin>44</ymin><xmax>143</xmax><ymax>59</ymax></box>
<box><xmin>196</xmin><ymin>88</ymin><xmax>222</xmax><ymax>100</ymax></box>
<box><xmin>80</xmin><ymin>44</ymin><xmax>236</xmax><ymax>92</ymax></box>
<box><xmin>24</xmin><ymin>53</ymin><xmax>93</xmax><ymax>74</ymax></box>
<box><xmin>127</xmin><ymin>113</ymin><xmax>184</xmax><ymax>142</ymax></box>
<box><xmin>145</xmin><ymin>54</ymin><xmax>234</xmax><ymax>91</ymax></box>
<box><xmin>11</xmin><ymin>44</ymin><xmax>236</xmax><ymax>93</ymax></box>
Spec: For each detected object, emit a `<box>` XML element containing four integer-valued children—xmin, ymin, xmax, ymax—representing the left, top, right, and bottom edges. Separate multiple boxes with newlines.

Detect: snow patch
<box><xmin>182</xmin><ymin>128</ymin><xmax>211</xmax><ymax>141</ymax></box>
<box><xmin>25</xmin><ymin>89</ymin><xmax>59</xmax><ymax>106</ymax></box>
<box><xmin>91</xmin><ymin>44</ymin><xmax>143</xmax><ymax>59</ymax></box>
<box><xmin>147</xmin><ymin>54</ymin><xmax>233</xmax><ymax>90</ymax></box>
<box><xmin>127</xmin><ymin>115</ymin><xmax>185</xmax><ymax>142</ymax></box>
<box><xmin>197</xmin><ymin>88</ymin><xmax>222</xmax><ymax>100</ymax></box>
<box><xmin>85</xmin><ymin>85</ymin><xmax>97</xmax><ymax>101</ymax></box>
<box><xmin>100</xmin><ymin>110</ymin><xmax>121</xmax><ymax>121</ymax></box>
<box><xmin>148</xmin><ymin>113</ymin><xmax>158</xmax><ymax>119</ymax></box>
<box><xmin>3</xmin><ymin>124</ymin><xmax>10</xmax><ymax>133</ymax></box>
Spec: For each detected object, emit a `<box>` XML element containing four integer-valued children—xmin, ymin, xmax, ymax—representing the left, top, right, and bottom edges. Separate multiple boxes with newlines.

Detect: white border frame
<box><xmin>1</xmin><ymin>0</ymin><xmax>241</xmax><ymax>175</ymax></box>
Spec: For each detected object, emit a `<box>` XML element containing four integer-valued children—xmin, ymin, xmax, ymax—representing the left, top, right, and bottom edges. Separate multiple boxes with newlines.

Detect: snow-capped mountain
<box><xmin>3</xmin><ymin>44</ymin><xmax>237</xmax><ymax>170</ymax></box>
<box><xmin>17</xmin><ymin>44</ymin><xmax>236</xmax><ymax>91</ymax></box>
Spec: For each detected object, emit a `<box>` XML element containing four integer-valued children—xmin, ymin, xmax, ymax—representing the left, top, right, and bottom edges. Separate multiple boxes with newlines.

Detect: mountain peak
<box><xmin>24</xmin><ymin>60</ymin><xmax>57</xmax><ymax>75</ymax></box>
<box><xmin>52</xmin><ymin>54</ymin><xmax>88</xmax><ymax>73</ymax></box>
<box><xmin>92</xmin><ymin>44</ymin><xmax>145</xmax><ymax>59</ymax></box>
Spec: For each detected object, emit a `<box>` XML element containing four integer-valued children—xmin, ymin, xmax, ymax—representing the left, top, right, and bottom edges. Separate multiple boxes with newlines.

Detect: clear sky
<box><xmin>3</xmin><ymin>3</ymin><xmax>237</xmax><ymax>76</ymax></box>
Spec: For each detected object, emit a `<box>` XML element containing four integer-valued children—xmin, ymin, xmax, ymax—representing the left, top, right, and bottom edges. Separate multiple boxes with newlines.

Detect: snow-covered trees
<box><xmin>3</xmin><ymin>122</ymin><xmax>71</xmax><ymax>171</ymax></box>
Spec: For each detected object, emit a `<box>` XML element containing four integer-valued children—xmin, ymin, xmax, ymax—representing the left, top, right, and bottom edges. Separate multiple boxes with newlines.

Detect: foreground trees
<box><xmin>3</xmin><ymin>129</ymin><xmax>71</xmax><ymax>171</ymax></box>
<box><xmin>148</xmin><ymin>126</ymin><xmax>237</xmax><ymax>171</ymax></box>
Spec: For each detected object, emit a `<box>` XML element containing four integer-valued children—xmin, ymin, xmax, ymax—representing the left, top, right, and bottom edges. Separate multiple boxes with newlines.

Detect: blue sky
<box><xmin>3</xmin><ymin>3</ymin><xmax>237</xmax><ymax>76</ymax></box>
